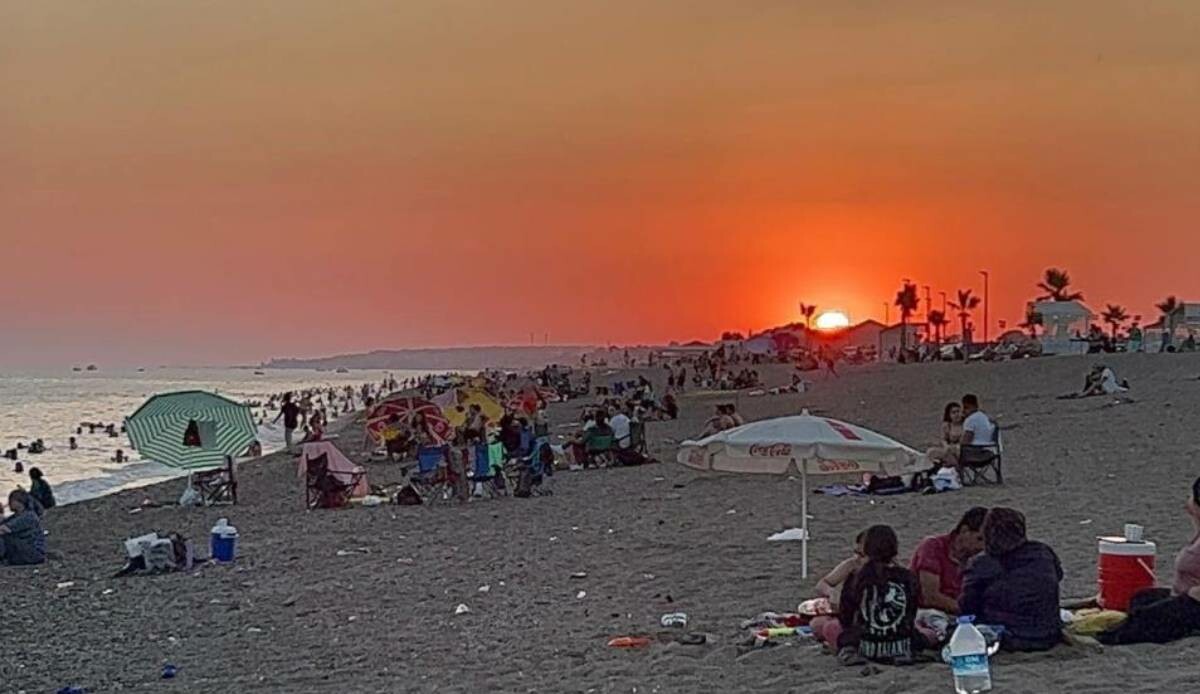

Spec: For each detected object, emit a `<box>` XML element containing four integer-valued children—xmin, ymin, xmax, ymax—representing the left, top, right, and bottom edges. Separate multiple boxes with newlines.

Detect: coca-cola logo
<box><xmin>817</xmin><ymin>460</ymin><xmax>860</xmax><ymax>473</ymax></box>
<box><xmin>749</xmin><ymin>443</ymin><xmax>792</xmax><ymax>457</ymax></box>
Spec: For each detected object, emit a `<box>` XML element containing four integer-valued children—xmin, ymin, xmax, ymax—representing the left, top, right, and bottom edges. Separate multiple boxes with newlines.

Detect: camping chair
<box><xmin>511</xmin><ymin>438</ymin><xmax>554</xmax><ymax>497</ymax></box>
<box><xmin>193</xmin><ymin>455</ymin><xmax>237</xmax><ymax>506</ymax></box>
<box><xmin>584</xmin><ymin>431</ymin><xmax>615</xmax><ymax>468</ymax></box>
<box><xmin>628</xmin><ymin>421</ymin><xmax>648</xmax><ymax>455</ymax></box>
<box><xmin>406</xmin><ymin>445</ymin><xmax>454</xmax><ymax>505</ymax></box>
<box><xmin>467</xmin><ymin>442</ymin><xmax>508</xmax><ymax>499</ymax></box>
<box><xmin>305</xmin><ymin>453</ymin><xmax>363</xmax><ymax>509</ymax></box>
<box><xmin>960</xmin><ymin>427</ymin><xmax>1003</xmax><ymax>486</ymax></box>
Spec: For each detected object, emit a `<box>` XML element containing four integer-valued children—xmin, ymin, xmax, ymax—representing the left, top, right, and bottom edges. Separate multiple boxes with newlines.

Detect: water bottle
<box><xmin>949</xmin><ymin>616</ymin><xmax>992</xmax><ymax>693</ymax></box>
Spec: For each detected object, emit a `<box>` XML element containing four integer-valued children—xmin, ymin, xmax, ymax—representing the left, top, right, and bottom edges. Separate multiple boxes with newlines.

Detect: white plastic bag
<box><xmin>178</xmin><ymin>475</ymin><xmax>202</xmax><ymax>507</ymax></box>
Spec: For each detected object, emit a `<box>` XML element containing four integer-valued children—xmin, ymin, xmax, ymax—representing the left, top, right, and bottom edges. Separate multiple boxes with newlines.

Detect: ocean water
<box><xmin>0</xmin><ymin>367</ymin><xmax>443</xmax><ymax>504</ymax></box>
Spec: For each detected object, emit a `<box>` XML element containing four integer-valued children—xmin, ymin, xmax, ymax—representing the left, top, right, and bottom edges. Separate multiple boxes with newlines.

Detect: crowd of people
<box><xmin>805</xmin><ymin>476</ymin><xmax>1200</xmax><ymax>666</ymax></box>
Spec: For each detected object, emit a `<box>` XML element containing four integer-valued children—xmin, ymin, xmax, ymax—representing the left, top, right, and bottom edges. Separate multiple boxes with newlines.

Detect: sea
<box><xmin>0</xmin><ymin>367</ymin><xmax>447</xmax><ymax>505</ymax></box>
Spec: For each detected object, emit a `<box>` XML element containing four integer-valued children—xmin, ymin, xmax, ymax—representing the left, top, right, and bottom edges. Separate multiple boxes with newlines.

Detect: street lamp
<box><xmin>939</xmin><ymin>291</ymin><xmax>947</xmax><ymax>314</ymax></box>
<box><xmin>979</xmin><ymin>270</ymin><xmax>990</xmax><ymax>344</ymax></box>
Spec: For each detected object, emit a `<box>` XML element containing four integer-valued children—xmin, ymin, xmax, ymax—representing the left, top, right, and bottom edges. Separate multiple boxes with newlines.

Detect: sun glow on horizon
<box><xmin>815</xmin><ymin>310</ymin><xmax>851</xmax><ymax>331</ymax></box>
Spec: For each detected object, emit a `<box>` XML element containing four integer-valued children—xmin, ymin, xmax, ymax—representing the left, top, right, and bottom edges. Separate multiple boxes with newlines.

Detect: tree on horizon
<box><xmin>1037</xmin><ymin>268</ymin><xmax>1084</xmax><ymax>302</ymax></box>
<box><xmin>927</xmin><ymin>309</ymin><xmax>948</xmax><ymax>345</ymax></box>
<box><xmin>1101</xmin><ymin>304</ymin><xmax>1129</xmax><ymax>341</ymax></box>
<box><xmin>1019</xmin><ymin>306</ymin><xmax>1044</xmax><ymax>339</ymax></box>
<box><xmin>894</xmin><ymin>283</ymin><xmax>920</xmax><ymax>353</ymax></box>
<box><xmin>948</xmin><ymin>289</ymin><xmax>981</xmax><ymax>344</ymax></box>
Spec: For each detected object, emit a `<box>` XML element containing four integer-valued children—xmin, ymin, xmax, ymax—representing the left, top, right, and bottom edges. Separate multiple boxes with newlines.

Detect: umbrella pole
<box><xmin>801</xmin><ymin>461</ymin><xmax>809</xmax><ymax>579</ymax></box>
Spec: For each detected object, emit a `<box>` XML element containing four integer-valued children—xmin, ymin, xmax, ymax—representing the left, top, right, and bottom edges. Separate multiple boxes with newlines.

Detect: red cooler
<box><xmin>1097</xmin><ymin>537</ymin><xmax>1156</xmax><ymax>611</ymax></box>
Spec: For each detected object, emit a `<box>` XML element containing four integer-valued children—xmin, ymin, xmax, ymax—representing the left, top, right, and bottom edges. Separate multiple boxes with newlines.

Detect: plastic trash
<box><xmin>161</xmin><ymin>664</ymin><xmax>179</xmax><ymax>679</ymax></box>
<box><xmin>576</xmin><ymin>590</ymin><xmax>587</xmax><ymax>599</ymax></box>
<box><xmin>767</xmin><ymin>528</ymin><xmax>808</xmax><ymax>542</ymax></box>
<box><xmin>660</xmin><ymin>612</ymin><xmax>688</xmax><ymax>628</ymax></box>
<box><xmin>607</xmin><ymin>636</ymin><xmax>652</xmax><ymax>648</ymax></box>
<box><xmin>454</xmin><ymin>603</ymin><xmax>470</xmax><ymax>615</ymax></box>
<box><xmin>949</xmin><ymin>616</ymin><xmax>992</xmax><ymax>693</ymax></box>
<box><xmin>57</xmin><ymin>688</ymin><xmax>88</xmax><ymax>694</ymax></box>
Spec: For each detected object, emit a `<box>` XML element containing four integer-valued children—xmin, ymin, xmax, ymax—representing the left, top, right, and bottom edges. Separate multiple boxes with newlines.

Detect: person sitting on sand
<box><xmin>836</xmin><ymin>525</ymin><xmax>923</xmax><ymax>666</ymax></box>
<box><xmin>927</xmin><ymin>402</ymin><xmax>965</xmax><ymax>468</ymax></box>
<box><xmin>0</xmin><ymin>490</ymin><xmax>47</xmax><ymax>566</ymax></box>
<box><xmin>910</xmin><ymin>507</ymin><xmax>988</xmax><ymax>613</ymax></box>
<box><xmin>700</xmin><ymin>406</ymin><xmax>734</xmax><ymax>437</ymax></box>
<box><xmin>810</xmin><ymin>531</ymin><xmax>867</xmax><ymax>648</ymax></box>
<box><xmin>1098</xmin><ymin>476</ymin><xmax>1200</xmax><ymax>645</ymax></box>
<box><xmin>28</xmin><ymin>468</ymin><xmax>55</xmax><ymax>510</ymax></box>
<box><xmin>959</xmin><ymin>507</ymin><xmax>1063</xmax><ymax>651</ymax></box>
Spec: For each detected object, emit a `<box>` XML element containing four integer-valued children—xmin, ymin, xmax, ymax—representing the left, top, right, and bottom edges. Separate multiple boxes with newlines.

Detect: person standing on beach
<box><xmin>275</xmin><ymin>392</ymin><xmax>301</xmax><ymax>450</ymax></box>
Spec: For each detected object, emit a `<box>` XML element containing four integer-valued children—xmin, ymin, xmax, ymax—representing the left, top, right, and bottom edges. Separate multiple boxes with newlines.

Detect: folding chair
<box><xmin>584</xmin><ymin>432</ymin><xmax>615</xmax><ymax>468</ymax></box>
<box><xmin>960</xmin><ymin>428</ymin><xmax>1003</xmax><ymax>486</ymax></box>
<box><xmin>305</xmin><ymin>453</ymin><xmax>364</xmax><ymax>509</ymax></box>
<box><xmin>467</xmin><ymin>442</ymin><xmax>508</xmax><ymax>499</ymax></box>
<box><xmin>193</xmin><ymin>455</ymin><xmax>238</xmax><ymax>506</ymax></box>
<box><xmin>628</xmin><ymin>421</ymin><xmax>648</xmax><ymax>455</ymax></box>
<box><xmin>406</xmin><ymin>445</ymin><xmax>453</xmax><ymax>505</ymax></box>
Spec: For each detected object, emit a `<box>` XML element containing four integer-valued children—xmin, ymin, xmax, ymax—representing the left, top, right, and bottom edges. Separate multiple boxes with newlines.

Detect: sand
<box><xmin>6</xmin><ymin>353</ymin><xmax>1200</xmax><ymax>693</ymax></box>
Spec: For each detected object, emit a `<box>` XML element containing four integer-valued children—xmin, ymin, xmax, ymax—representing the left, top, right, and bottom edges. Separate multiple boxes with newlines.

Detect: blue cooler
<box><xmin>210</xmin><ymin>518</ymin><xmax>238</xmax><ymax>562</ymax></box>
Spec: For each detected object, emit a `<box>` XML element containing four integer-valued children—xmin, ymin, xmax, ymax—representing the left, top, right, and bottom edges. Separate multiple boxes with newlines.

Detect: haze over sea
<box><xmin>0</xmin><ymin>367</ymin><xmax>444</xmax><ymax>504</ymax></box>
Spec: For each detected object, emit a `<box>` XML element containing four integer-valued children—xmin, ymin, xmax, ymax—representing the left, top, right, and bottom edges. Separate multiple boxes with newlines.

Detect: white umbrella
<box><xmin>676</xmin><ymin>410</ymin><xmax>926</xmax><ymax>577</ymax></box>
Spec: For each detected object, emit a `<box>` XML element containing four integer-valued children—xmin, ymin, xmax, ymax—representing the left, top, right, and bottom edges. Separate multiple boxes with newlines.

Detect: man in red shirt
<box><xmin>910</xmin><ymin>507</ymin><xmax>988</xmax><ymax>613</ymax></box>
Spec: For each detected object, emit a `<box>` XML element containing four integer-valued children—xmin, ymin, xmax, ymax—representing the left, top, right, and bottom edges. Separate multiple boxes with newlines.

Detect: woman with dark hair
<box><xmin>1099</xmin><ymin>477</ymin><xmax>1200</xmax><ymax>645</ymax></box>
<box><xmin>836</xmin><ymin>525</ymin><xmax>922</xmax><ymax>665</ymax></box>
<box><xmin>0</xmin><ymin>489</ymin><xmax>47</xmax><ymax>565</ymax></box>
<box><xmin>28</xmin><ymin>467</ymin><xmax>56</xmax><ymax>510</ymax></box>
<box><xmin>959</xmin><ymin>508</ymin><xmax>1063</xmax><ymax>651</ymax></box>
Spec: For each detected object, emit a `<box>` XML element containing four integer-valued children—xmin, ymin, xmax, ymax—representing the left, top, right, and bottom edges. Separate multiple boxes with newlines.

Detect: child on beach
<box><xmin>836</xmin><ymin>525</ymin><xmax>923</xmax><ymax>665</ymax></box>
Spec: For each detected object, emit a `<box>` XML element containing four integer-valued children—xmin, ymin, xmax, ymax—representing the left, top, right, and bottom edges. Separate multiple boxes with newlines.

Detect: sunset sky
<box><xmin>3</xmin><ymin>1</ymin><xmax>1200</xmax><ymax>367</ymax></box>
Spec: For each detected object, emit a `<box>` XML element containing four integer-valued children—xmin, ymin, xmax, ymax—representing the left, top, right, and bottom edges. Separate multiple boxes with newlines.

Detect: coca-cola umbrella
<box><xmin>676</xmin><ymin>410</ymin><xmax>926</xmax><ymax>577</ymax></box>
<box><xmin>365</xmin><ymin>396</ymin><xmax>453</xmax><ymax>444</ymax></box>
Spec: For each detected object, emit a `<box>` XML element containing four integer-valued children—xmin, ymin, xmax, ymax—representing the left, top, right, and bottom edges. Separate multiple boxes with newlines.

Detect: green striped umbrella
<box><xmin>125</xmin><ymin>390</ymin><xmax>257</xmax><ymax>470</ymax></box>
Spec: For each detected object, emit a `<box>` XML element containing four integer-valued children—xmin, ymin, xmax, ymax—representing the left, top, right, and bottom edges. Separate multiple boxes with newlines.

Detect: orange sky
<box><xmin>3</xmin><ymin>1</ymin><xmax>1200</xmax><ymax>366</ymax></box>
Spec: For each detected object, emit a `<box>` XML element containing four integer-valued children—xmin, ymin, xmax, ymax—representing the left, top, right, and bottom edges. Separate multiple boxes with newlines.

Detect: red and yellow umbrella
<box><xmin>365</xmin><ymin>396</ymin><xmax>452</xmax><ymax>444</ymax></box>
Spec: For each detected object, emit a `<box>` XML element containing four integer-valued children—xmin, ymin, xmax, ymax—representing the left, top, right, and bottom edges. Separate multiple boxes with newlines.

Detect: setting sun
<box><xmin>815</xmin><ymin>311</ymin><xmax>851</xmax><ymax>331</ymax></box>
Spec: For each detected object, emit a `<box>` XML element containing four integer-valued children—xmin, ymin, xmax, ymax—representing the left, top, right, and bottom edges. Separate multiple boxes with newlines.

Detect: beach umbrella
<box><xmin>124</xmin><ymin>390</ymin><xmax>257</xmax><ymax>470</ymax></box>
<box><xmin>365</xmin><ymin>396</ymin><xmax>452</xmax><ymax>444</ymax></box>
<box><xmin>441</xmin><ymin>388</ymin><xmax>505</xmax><ymax>428</ymax></box>
<box><xmin>676</xmin><ymin>410</ymin><xmax>926</xmax><ymax>577</ymax></box>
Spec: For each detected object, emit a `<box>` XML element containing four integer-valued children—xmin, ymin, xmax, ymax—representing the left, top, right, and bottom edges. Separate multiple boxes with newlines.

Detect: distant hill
<box><xmin>264</xmin><ymin>346</ymin><xmax>609</xmax><ymax>371</ymax></box>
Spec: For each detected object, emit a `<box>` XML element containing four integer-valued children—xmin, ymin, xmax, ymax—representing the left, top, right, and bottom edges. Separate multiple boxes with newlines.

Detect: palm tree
<box><xmin>798</xmin><ymin>303</ymin><xmax>817</xmax><ymax>331</ymax></box>
<box><xmin>927</xmin><ymin>310</ymin><xmax>948</xmax><ymax>345</ymax></box>
<box><xmin>1037</xmin><ymin>268</ymin><xmax>1084</xmax><ymax>302</ymax></box>
<box><xmin>1019</xmin><ymin>306</ymin><xmax>1043</xmax><ymax>338</ymax></box>
<box><xmin>1157</xmin><ymin>295</ymin><xmax>1179</xmax><ymax>344</ymax></box>
<box><xmin>1101</xmin><ymin>304</ymin><xmax>1129</xmax><ymax>341</ymax></box>
<box><xmin>948</xmin><ymin>289</ymin><xmax>981</xmax><ymax>344</ymax></box>
<box><xmin>894</xmin><ymin>283</ymin><xmax>920</xmax><ymax>352</ymax></box>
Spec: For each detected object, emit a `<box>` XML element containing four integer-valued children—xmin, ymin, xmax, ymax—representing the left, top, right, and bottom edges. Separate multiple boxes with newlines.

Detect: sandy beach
<box><xmin>7</xmin><ymin>352</ymin><xmax>1200</xmax><ymax>693</ymax></box>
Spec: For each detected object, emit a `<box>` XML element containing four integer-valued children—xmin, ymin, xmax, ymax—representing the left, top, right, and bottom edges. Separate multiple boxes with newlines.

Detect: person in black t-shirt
<box><xmin>837</xmin><ymin>524</ymin><xmax>923</xmax><ymax>665</ymax></box>
<box><xmin>274</xmin><ymin>392</ymin><xmax>302</xmax><ymax>450</ymax></box>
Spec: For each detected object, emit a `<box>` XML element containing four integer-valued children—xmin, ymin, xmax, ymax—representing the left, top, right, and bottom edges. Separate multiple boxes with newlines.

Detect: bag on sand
<box><xmin>395</xmin><ymin>485</ymin><xmax>423</xmax><ymax>506</ymax></box>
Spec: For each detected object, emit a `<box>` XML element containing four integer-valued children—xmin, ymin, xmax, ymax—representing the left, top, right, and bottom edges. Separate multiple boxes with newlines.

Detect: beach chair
<box><xmin>467</xmin><ymin>442</ymin><xmax>508</xmax><ymax>499</ymax></box>
<box><xmin>305</xmin><ymin>453</ymin><xmax>363</xmax><ymax>509</ymax></box>
<box><xmin>193</xmin><ymin>455</ymin><xmax>238</xmax><ymax>506</ymax></box>
<box><xmin>960</xmin><ymin>428</ymin><xmax>1003</xmax><ymax>486</ymax></box>
<box><xmin>584</xmin><ymin>431</ymin><xmax>616</xmax><ymax>468</ymax></box>
<box><xmin>628</xmin><ymin>421</ymin><xmax>648</xmax><ymax>455</ymax></box>
<box><xmin>407</xmin><ymin>445</ymin><xmax>453</xmax><ymax>505</ymax></box>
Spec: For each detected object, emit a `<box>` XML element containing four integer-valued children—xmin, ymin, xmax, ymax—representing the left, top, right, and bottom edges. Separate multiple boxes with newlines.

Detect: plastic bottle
<box><xmin>948</xmin><ymin>616</ymin><xmax>992</xmax><ymax>694</ymax></box>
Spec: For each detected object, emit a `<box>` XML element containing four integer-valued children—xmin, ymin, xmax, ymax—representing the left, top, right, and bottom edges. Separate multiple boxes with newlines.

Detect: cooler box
<box><xmin>1097</xmin><ymin>537</ymin><xmax>1156</xmax><ymax>611</ymax></box>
